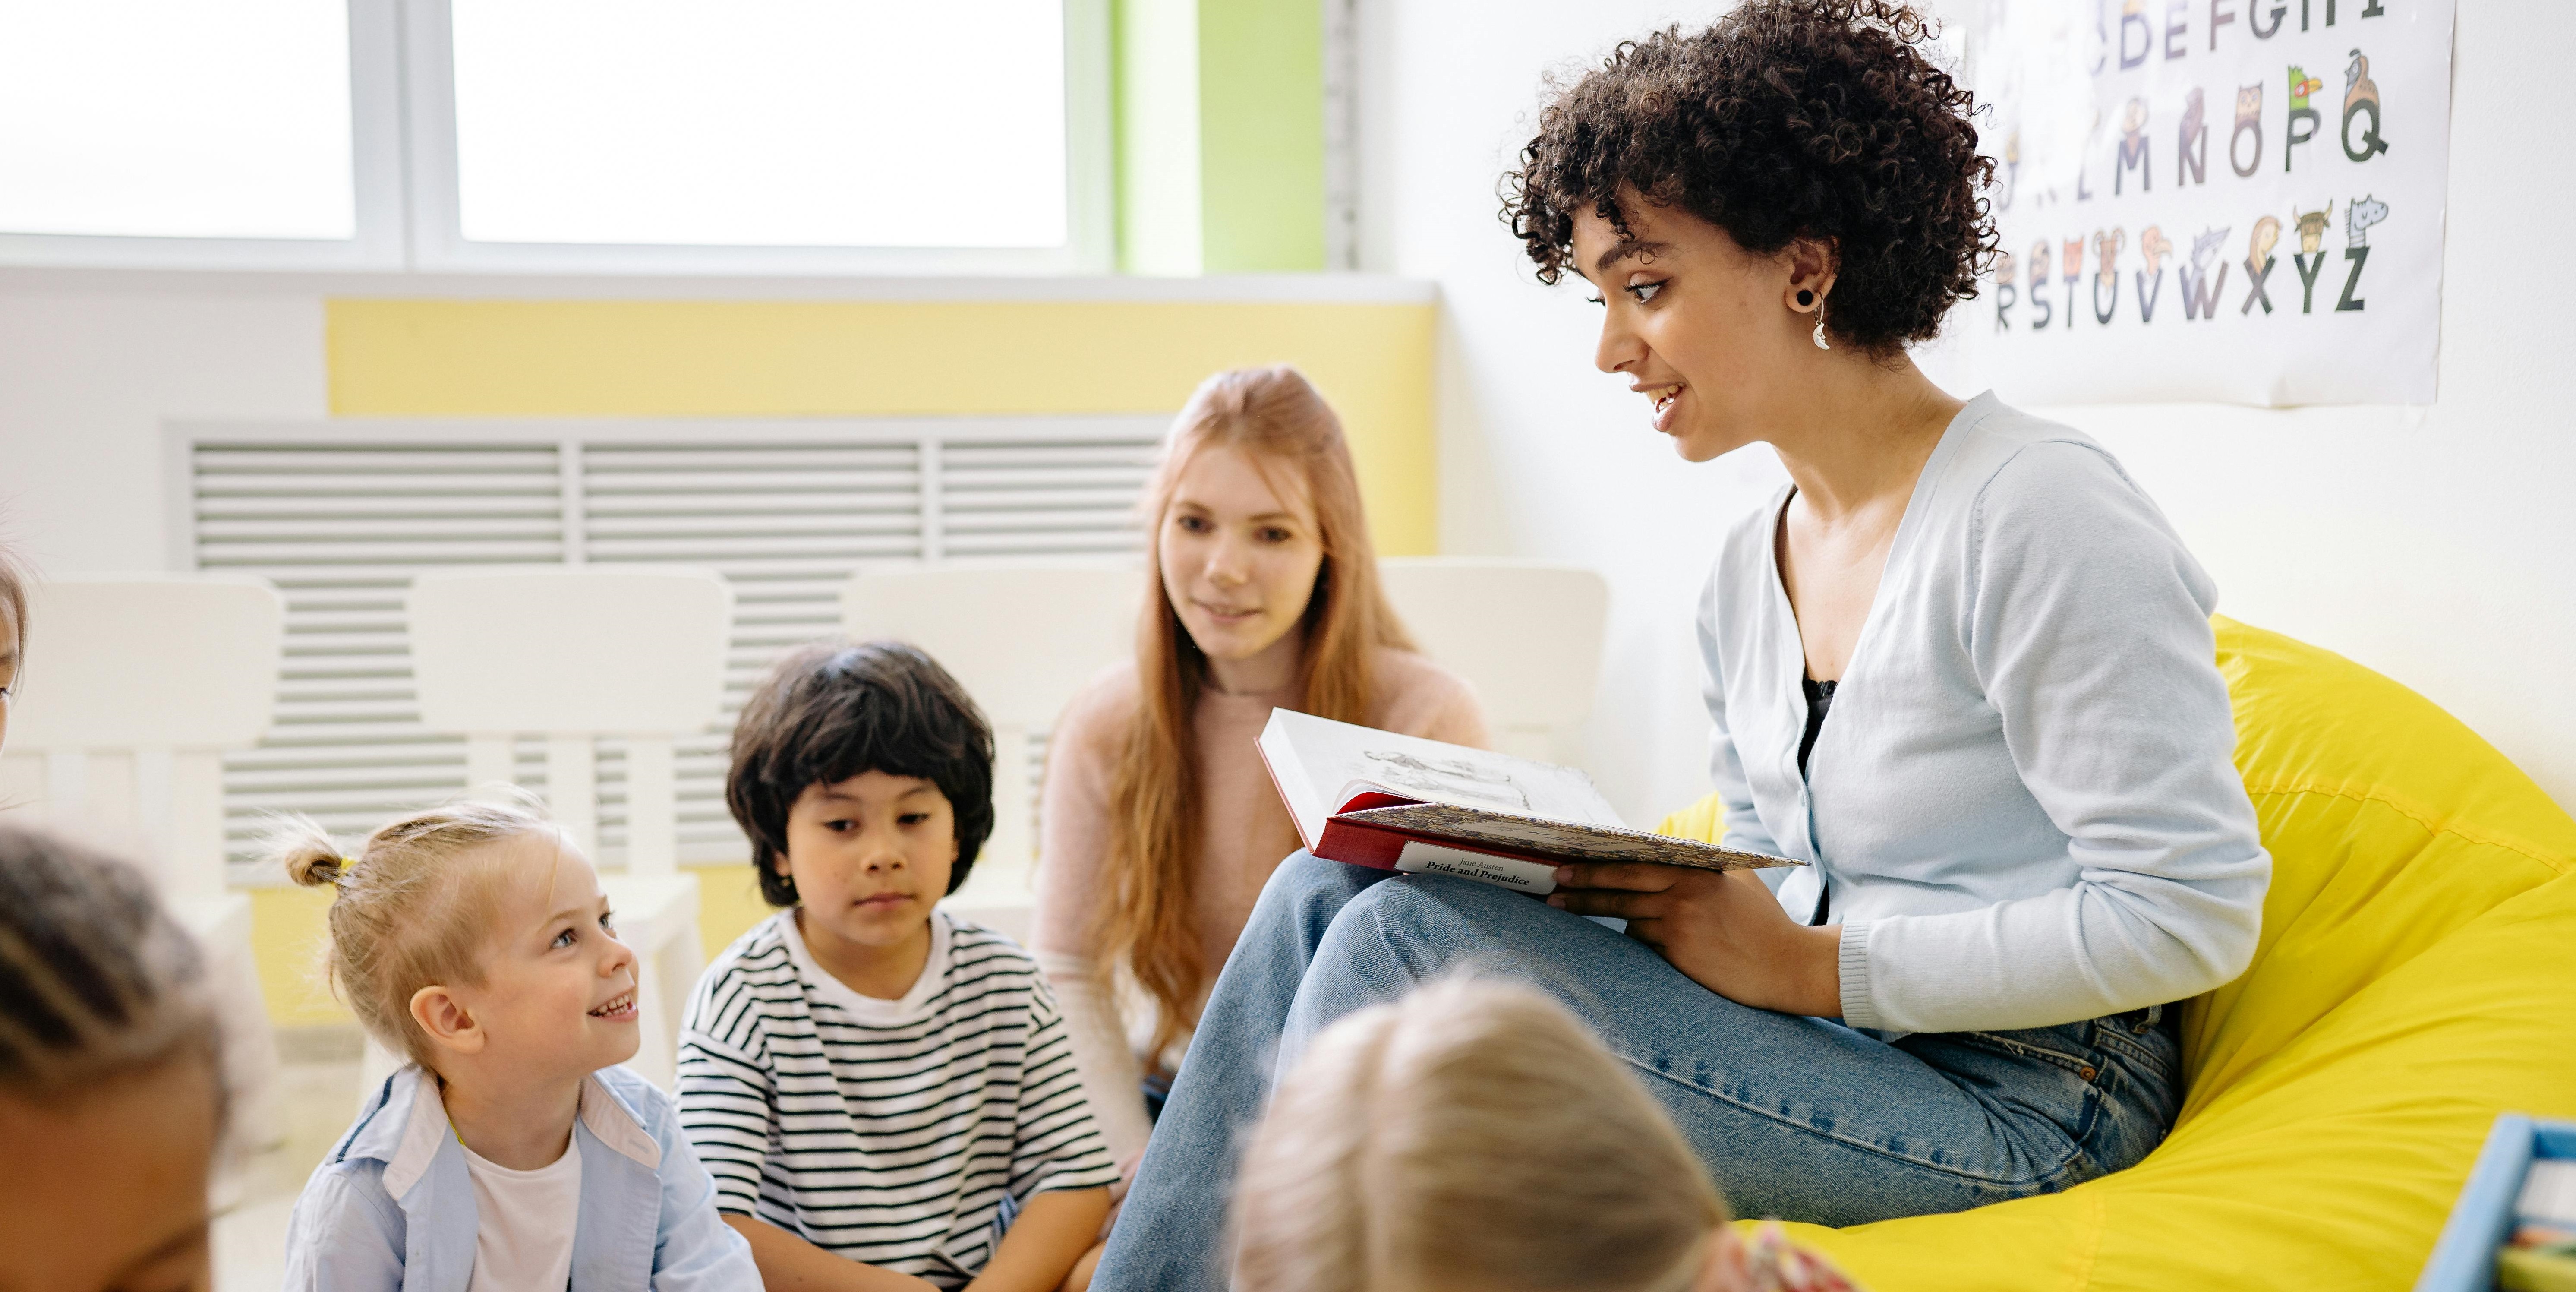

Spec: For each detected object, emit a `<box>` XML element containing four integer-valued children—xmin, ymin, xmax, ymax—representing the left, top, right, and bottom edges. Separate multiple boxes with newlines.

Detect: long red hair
<box><xmin>1102</xmin><ymin>366</ymin><xmax>1412</xmax><ymax>1060</ymax></box>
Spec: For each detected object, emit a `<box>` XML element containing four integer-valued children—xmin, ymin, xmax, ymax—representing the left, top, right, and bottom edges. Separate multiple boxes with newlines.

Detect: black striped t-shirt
<box><xmin>677</xmin><ymin>910</ymin><xmax>1118</xmax><ymax>1288</ymax></box>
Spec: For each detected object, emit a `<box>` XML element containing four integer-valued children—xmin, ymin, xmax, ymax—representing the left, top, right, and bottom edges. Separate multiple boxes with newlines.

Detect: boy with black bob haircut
<box><xmin>679</xmin><ymin>640</ymin><xmax>1118</xmax><ymax>1292</ymax></box>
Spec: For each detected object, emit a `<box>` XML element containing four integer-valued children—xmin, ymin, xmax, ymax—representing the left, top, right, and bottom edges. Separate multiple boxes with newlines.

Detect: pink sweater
<box><xmin>1032</xmin><ymin>647</ymin><xmax>1488</xmax><ymax>1168</ymax></box>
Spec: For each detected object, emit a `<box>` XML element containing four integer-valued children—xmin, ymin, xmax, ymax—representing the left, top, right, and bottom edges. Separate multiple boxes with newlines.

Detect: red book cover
<box><xmin>1259</xmin><ymin>710</ymin><xmax>1796</xmax><ymax>895</ymax></box>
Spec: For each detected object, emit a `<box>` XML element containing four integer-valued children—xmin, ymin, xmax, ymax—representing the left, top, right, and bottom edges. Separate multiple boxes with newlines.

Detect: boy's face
<box><xmin>780</xmin><ymin>771</ymin><xmax>958</xmax><ymax>955</ymax></box>
<box><xmin>431</xmin><ymin>834</ymin><xmax>641</xmax><ymax>1082</ymax></box>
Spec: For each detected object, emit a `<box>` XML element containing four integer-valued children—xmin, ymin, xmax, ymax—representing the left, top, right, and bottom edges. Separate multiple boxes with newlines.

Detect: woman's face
<box><xmin>0</xmin><ymin>1062</ymin><xmax>219</xmax><ymax>1292</ymax></box>
<box><xmin>1571</xmin><ymin>194</ymin><xmax>1828</xmax><ymax>463</ymax></box>
<box><xmin>1157</xmin><ymin>444</ymin><xmax>1327</xmax><ymax>680</ymax></box>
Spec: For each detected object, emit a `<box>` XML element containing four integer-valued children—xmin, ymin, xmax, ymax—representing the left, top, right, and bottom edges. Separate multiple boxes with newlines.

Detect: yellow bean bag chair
<box><xmin>1656</xmin><ymin>617</ymin><xmax>2576</xmax><ymax>1289</ymax></box>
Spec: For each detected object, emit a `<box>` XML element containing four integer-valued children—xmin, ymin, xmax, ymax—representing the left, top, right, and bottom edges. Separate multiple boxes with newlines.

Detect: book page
<box><xmin>1258</xmin><ymin>716</ymin><xmax>1333</xmax><ymax>851</ymax></box>
<box><xmin>1348</xmin><ymin>802</ymin><xmax>1797</xmax><ymax>872</ymax></box>
<box><xmin>1260</xmin><ymin>708</ymin><xmax>1624</xmax><ymax>828</ymax></box>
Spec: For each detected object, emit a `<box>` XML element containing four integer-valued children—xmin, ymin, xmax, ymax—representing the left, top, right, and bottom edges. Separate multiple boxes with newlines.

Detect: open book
<box><xmin>1257</xmin><ymin>709</ymin><xmax>1798</xmax><ymax>896</ymax></box>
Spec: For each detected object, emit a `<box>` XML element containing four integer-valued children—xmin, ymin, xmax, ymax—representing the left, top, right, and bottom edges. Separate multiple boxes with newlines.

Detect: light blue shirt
<box><xmin>1699</xmin><ymin>392</ymin><xmax>2270</xmax><ymax>1035</ymax></box>
<box><xmin>283</xmin><ymin>1064</ymin><xmax>760</xmax><ymax>1292</ymax></box>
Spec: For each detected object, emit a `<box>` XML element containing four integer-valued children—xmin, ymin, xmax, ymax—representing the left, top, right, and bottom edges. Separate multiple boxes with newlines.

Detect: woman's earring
<box><xmin>1811</xmin><ymin>300</ymin><xmax>1831</xmax><ymax>351</ymax></box>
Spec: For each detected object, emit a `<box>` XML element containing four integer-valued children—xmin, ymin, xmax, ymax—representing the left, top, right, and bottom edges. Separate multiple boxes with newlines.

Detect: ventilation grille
<box><xmin>183</xmin><ymin>421</ymin><xmax>1160</xmax><ymax>877</ymax></box>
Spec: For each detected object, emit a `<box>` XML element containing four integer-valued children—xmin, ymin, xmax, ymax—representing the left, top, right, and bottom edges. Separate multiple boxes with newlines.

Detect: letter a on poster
<box><xmin>1960</xmin><ymin>0</ymin><xmax>2452</xmax><ymax>405</ymax></box>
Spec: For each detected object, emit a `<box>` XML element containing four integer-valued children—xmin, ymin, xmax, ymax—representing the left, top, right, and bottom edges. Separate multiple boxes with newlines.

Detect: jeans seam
<box><xmin>1614</xmin><ymin>1052</ymin><xmax>2086</xmax><ymax>1192</ymax></box>
<box><xmin>1953</xmin><ymin>1030</ymin><xmax>2097</xmax><ymax>1078</ymax></box>
<box><xmin>2068</xmin><ymin>1080</ymin><xmax>2108</xmax><ymax>1161</ymax></box>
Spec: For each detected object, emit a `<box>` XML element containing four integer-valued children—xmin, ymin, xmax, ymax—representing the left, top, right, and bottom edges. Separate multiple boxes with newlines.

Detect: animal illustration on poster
<box><xmin>1957</xmin><ymin>0</ymin><xmax>2454</xmax><ymax>405</ymax></box>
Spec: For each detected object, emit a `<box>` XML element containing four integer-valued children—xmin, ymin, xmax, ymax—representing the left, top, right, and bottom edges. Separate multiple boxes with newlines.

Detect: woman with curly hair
<box><xmin>1094</xmin><ymin>3</ymin><xmax>2267</xmax><ymax>1283</ymax></box>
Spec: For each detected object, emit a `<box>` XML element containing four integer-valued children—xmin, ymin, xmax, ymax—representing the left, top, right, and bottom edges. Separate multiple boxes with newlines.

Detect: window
<box><xmin>0</xmin><ymin>0</ymin><xmax>352</xmax><ymax>239</ymax></box>
<box><xmin>0</xmin><ymin>0</ymin><xmax>401</xmax><ymax>268</ymax></box>
<box><xmin>0</xmin><ymin>0</ymin><xmax>1108</xmax><ymax>273</ymax></box>
<box><xmin>448</xmin><ymin>1</ymin><xmax>1067</xmax><ymax>249</ymax></box>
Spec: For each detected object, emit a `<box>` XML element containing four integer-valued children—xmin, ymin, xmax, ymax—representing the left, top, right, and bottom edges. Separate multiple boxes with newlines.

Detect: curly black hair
<box><xmin>1502</xmin><ymin>0</ymin><xmax>1995</xmax><ymax>354</ymax></box>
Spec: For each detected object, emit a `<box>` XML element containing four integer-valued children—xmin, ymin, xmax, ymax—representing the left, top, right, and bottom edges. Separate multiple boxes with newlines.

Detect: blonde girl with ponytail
<box><xmin>276</xmin><ymin>802</ymin><xmax>757</xmax><ymax>1291</ymax></box>
<box><xmin>1032</xmin><ymin>366</ymin><xmax>1489</xmax><ymax>1178</ymax></box>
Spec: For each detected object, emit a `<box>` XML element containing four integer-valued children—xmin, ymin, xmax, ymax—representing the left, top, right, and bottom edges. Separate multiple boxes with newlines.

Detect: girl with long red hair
<box><xmin>1032</xmin><ymin>366</ymin><xmax>1487</xmax><ymax>1177</ymax></box>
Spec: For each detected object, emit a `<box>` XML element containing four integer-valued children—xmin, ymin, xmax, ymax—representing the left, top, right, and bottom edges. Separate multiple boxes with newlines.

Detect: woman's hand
<box><xmin>1547</xmin><ymin>865</ymin><xmax>1844</xmax><ymax>1017</ymax></box>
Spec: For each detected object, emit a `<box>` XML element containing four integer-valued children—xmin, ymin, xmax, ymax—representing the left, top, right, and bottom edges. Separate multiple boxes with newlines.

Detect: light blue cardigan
<box><xmin>1699</xmin><ymin>392</ymin><xmax>2271</xmax><ymax>1036</ymax></box>
<box><xmin>283</xmin><ymin>1064</ymin><xmax>760</xmax><ymax>1292</ymax></box>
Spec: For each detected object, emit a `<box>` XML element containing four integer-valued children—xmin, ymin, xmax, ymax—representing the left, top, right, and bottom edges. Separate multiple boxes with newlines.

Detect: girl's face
<box><xmin>429</xmin><ymin>835</ymin><xmax>640</xmax><ymax>1082</ymax></box>
<box><xmin>1570</xmin><ymin>193</ymin><xmax>1826</xmax><ymax>464</ymax></box>
<box><xmin>1157</xmin><ymin>444</ymin><xmax>1327</xmax><ymax>683</ymax></box>
<box><xmin>0</xmin><ymin>1061</ymin><xmax>218</xmax><ymax>1292</ymax></box>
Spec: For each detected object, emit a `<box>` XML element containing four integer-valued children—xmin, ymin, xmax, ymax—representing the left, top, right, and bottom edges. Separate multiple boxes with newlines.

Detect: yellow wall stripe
<box><xmin>325</xmin><ymin>298</ymin><xmax>1438</xmax><ymax>554</ymax></box>
<box><xmin>249</xmin><ymin>885</ymin><xmax>341</xmax><ymax>1028</ymax></box>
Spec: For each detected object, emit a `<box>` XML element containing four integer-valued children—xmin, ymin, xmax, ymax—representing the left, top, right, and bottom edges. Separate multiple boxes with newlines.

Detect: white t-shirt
<box><xmin>462</xmin><ymin>1136</ymin><xmax>583</xmax><ymax>1292</ymax></box>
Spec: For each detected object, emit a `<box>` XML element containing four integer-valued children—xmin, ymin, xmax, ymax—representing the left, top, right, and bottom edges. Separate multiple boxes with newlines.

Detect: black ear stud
<box><xmin>1796</xmin><ymin>289</ymin><xmax>1816</xmax><ymax>308</ymax></box>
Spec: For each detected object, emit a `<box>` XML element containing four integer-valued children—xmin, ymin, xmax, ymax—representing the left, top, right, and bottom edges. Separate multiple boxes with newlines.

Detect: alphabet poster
<box><xmin>1956</xmin><ymin>0</ymin><xmax>2453</xmax><ymax>405</ymax></box>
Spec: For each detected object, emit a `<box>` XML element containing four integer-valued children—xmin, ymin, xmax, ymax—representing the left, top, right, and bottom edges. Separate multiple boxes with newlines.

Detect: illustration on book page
<box><xmin>1360</xmin><ymin>749</ymin><xmax>1531</xmax><ymax>811</ymax></box>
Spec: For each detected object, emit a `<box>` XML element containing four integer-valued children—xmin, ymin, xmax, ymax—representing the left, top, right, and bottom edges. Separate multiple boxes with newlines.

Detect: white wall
<box><xmin>0</xmin><ymin>284</ymin><xmax>327</xmax><ymax>575</ymax></box>
<box><xmin>1356</xmin><ymin>1</ymin><xmax>1769</xmax><ymax>826</ymax></box>
<box><xmin>1359</xmin><ymin>0</ymin><xmax>2576</xmax><ymax>822</ymax></box>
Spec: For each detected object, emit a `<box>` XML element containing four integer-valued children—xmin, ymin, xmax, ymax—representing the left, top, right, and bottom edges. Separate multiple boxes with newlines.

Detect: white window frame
<box><xmin>0</xmin><ymin>0</ymin><xmax>1114</xmax><ymax>276</ymax></box>
<box><xmin>0</xmin><ymin>0</ymin><xmax>408</xmax><ymax>272</ymax></box>
<box><xmin>399</xmin><ymin>0</ymin><xmax>1116</xmax><ymax>277</ymax></box>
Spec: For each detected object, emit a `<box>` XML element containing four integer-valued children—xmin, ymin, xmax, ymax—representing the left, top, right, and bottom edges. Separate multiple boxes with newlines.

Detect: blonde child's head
<box><xmin>276</xmin><ymin>800</ymin><xmax>640</xmax><ymax>1080</ymax></box>
<box><xmin>0</xmin><ymin>824</ymin><xmax>224</xmax><ymax>1291</ymax></box>
<box><xmin>1233</xmin><ymin>977</ymin><xmax>1739</xmax><ymax>1292</ymax></box>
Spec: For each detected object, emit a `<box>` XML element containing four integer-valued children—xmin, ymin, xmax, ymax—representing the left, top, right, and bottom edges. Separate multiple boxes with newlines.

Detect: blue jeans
<box><xmin>1092</xmin><ymin>853</ymin><xmax>2181</xmax><ymax>1292</ymax></box>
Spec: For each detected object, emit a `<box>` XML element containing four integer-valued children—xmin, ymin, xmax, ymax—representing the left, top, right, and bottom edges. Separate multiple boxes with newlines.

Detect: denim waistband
<box><xmin>2088</xmin><ymin>1001</ymin><xmax>2178</xmax><ymax>1074</ymax></box>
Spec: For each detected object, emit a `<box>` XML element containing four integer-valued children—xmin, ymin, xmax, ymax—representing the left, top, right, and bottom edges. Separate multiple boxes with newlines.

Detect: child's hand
<box><xmin>723</xmin><ymin>1213</ymin><xmax>945</xmax><ymax>1292</ymax></box>
<box><xmin>961</xmin><ymin>1188</ymin><xmax>1110</xmax><ymax>1292</ymax></box>
<box><xmin>1548</xmin><ymin>864</ymin><xmax>1842</xmax><ymax>1017</ymax></box>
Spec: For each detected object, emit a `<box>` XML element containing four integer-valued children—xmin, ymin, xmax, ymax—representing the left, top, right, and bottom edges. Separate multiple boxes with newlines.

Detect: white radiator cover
<box><xmin>171</xmin><ymin>418</ymin><xmax>1160</xmax><ymax>879</ymax></box>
